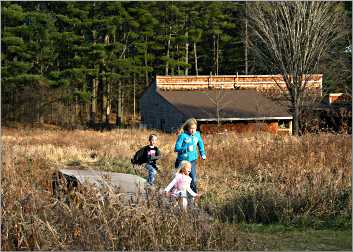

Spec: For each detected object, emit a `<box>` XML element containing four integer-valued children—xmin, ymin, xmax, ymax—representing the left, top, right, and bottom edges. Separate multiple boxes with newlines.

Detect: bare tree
<box><xmin>248</xmin><ymin>2</ymin><xmax>342</xmax><ymax>135</ymax></box>
<box><xmin>203</xmin><ymin>85</ymin><xmax>232</xmax><ymax>127</ymax></box>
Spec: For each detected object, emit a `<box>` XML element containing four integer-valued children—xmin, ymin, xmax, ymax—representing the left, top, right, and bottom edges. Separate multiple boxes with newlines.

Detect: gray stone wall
<box><xmin>140</xmin><ymin>83</ymin><xmax>185</xmax><ymax>133</ymax></box>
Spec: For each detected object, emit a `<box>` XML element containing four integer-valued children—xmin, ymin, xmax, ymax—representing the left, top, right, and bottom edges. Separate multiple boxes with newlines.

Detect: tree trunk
<box><xmin>121</xmin><ymin>90</ymin><xmax>124</xmax><ymax>124</ymax></box>
<box><xmin>117</xmin><ymin>80</ymin><xmax>121</xmax><ymax>125</ymax></box>
<box><xmin>38</xmin><ymin>89</ymin><xmax>44</xmax><ymax>123</ymax></box>
<box><xmin>291</xmin><ymin>84</ymin><xmax>301</xmax><ymax>135</ymax></box>
<box><xmin>104</xmin><ymin>34</ymin><xmax>111</xmax><ymax>125</ymax></box>
<box><xmin>177</xmin><ymin>44</ymin><xmax>180</xmax><ymax>75</ymax></box>
<box><xmin>75</xmin><ymin>96</ymin><xmax>80</xmax><ymax>126</ymax></box>
<box><xmin>133</xmin><ymin>74</ymin><xmax>136</xmax><ymax>120</ymax></box>
<box><xmin>85</xmin><ymin>77</ymin><xmax>91</xmax><ymax>123</ymax></box>
<box><xmin>50</xmin><ymin>102</ymin><xmax>53</xmax><ymax>123</ymax></box>
<box><xmin>185</xmin><ymin>32</ymin><xmax>189</xmax><ymax>75</ymax></box>
<box><xmin>144</xmin><ymin>36</ymin><xmax>149</xmax><ymax>87</ymax></box>
<box><xmin>91</xmin><ymin>29</ymin><xmax>97</xmax><ymax>124</ymax></box>
<box><xmin>36</xmin><ymin>101</ymin><xmax>40</xmax><ymax>123</ymax></box>
<box><xmin>216</xmin><ymin>33</ymin><xmax>219</xmax><ymax>75</ymax></box>
<box><xmin>194</xmin><ymin>42</ymin><xmax>198</xmax><ymax>76</ymax></box>
<box><xmin>85</xmin><ymin>99</ymin><xmax>90</xmax><ymax>123</ymax></box>
<box><xmin>165</xmin><ymin>28</ymin><xmax>171</xmax><ymax>75</ymax></box>
<box><xmin>115</xmin><ymin>100</ymin><xmax>120</xmax><ymax>126</ymax></box>
<box><xmin>71</xmin><ymin>100</ymin><xmax>77</xmax><ymax>126</ymax></box>
<box><xmin>79</xmin><ymin>103</ymin><xmax>84</xmax><ymax>125</ymax></box>
<box><xmin>12</xmin><ymin>89</ymin><xmax>15</xmax><ymax>121</ymax></box>
<box><xmin>91</xmin><ymin>79</ymin><xmax>98</xmax><ymax>124</ymax></box>
<box><xmin>213</xmin><ymin>34</ymin><xmax>216</xmax><ymax>74</ymax></box>
<box><xmin>293</xmin><ymin>103</ymin><xmax>300</xmax><ymax>135</ymax></box>
<box><xmin>105</xmin><ymin>76</ymin><xmax>111</xmax><ymax>125</ymax></box>
<box><xmin>100</xmin><ymin>75</ymin><xmax>106</xmax><ymax>124</ymax></box>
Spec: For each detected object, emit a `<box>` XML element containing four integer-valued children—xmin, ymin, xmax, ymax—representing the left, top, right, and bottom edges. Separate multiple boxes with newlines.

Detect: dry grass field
<box><xmin>1</xmin><ymin>127</ymin><xmax>351</xmax><ymax>250</ymax></box>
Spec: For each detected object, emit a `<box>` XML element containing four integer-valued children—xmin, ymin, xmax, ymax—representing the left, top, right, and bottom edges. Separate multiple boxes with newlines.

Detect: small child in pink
<box><xmin>164</xmin><ymin>160</ymin><xmax>201</xmax><ymax>210</ymax></box>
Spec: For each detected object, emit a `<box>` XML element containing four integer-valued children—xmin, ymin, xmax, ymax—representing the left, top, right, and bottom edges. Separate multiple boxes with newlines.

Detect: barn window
<box><xmin>279</xmin><ymin>120</ymin><xmax>290</xmax><ymax>129</ymax></box>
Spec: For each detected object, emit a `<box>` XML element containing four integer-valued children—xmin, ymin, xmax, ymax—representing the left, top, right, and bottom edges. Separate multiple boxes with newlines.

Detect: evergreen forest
<box><xmin>2</xmin><ymin>1</ymin><xmax>351</xmax><ymax>128</ymax></box>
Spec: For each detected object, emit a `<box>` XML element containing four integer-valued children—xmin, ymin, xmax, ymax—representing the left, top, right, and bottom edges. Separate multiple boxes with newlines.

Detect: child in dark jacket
<box><xmin>143</xmin><ymin>134</ymin><xmax>161</xmax><ymax>185</ymax></box>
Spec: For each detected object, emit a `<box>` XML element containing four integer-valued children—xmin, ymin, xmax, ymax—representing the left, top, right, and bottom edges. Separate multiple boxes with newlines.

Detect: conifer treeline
<box><xmin>2</xmin><ymin>1</ymin><xmax>245</xmax><ymax>126</ymax></box>
<box><xmin>1</xmin><ymin>2</ymin><xmax>351</xmax><ymax>127</ymax></box>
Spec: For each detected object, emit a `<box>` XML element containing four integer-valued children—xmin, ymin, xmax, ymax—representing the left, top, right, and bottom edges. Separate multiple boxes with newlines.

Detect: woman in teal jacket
<box><xmin>174</xmin><ymin>118</ymin><xmax>206</xmax><ymax>193</ymax></box>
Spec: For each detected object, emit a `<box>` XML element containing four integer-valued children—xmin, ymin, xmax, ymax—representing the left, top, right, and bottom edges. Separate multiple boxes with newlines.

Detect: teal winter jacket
<box><xmin>175</xmin><ymin>131</ymin><xmax>206</xmax><ymax>162</ymax></box>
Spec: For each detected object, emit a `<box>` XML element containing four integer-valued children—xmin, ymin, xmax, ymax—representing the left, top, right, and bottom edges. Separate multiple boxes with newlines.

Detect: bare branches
<box><xmin>248</xmin><ymin>2</ymin><xmax>342</xmax><ymax>134</ymax></box>
<box><xmin>203</xmin><ymin>88</ymin><xmax>232</xmax><ymax>126</ymax></box>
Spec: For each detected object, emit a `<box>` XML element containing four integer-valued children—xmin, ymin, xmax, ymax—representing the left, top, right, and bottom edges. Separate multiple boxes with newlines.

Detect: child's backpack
<box><xmin>131</xmin><ymin>146</ymin><xmax>147</xmax><ymax>165</ymax></box>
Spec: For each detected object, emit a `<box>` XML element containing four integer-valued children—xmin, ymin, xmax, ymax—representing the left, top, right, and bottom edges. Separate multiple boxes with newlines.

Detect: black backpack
<box><xmin>131</xmin><ymin>146</ymin><xmax>147</xmax><ymax>165</ymax></box>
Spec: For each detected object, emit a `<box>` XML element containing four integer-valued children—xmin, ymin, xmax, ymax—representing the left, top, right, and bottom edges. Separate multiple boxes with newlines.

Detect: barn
<box><xmin>140</xmin><ymin>75</ymin><xmax>323</xmax><ymax>135</ymax></box>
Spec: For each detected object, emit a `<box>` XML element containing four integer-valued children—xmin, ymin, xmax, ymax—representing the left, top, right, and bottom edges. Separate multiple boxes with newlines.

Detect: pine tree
<box><xmin>2</xmin><ymin>2</ymin><xmax>57</xmax><ymax>122</ymax></box>
<box><xmin>5</xmin><ymin>2</ymin><xmax>348</xmax><ymax>129</ymax></box>
<box><xmin>203</xmin><ymin>2</ymin><xmax>236</xmax><ymax>75</ymax></box>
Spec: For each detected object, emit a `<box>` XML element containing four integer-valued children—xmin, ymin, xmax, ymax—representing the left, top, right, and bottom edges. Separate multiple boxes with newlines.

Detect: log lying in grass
<box><xmin>52</xmin><ymin>168</ymin><xmax>147</xmax><ymax>204</ymax></box>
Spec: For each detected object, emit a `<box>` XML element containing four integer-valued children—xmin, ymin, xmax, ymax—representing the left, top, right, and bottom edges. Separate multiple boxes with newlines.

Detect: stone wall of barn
<box><xmin>139</xmin><ymin>83</ymin><xmax>185</xmax><ymax>133</ymax></box>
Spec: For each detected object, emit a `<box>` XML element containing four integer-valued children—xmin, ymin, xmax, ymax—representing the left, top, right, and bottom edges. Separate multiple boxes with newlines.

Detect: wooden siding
<box><xmin>139</xmin><ymin>84</ymin><xmax>185</xmax><ymax>133</ymax></box>
<box><xmin>156</xmin><ymin>75</ymin><xmax>322</xmax><ymax>96</ymax></box>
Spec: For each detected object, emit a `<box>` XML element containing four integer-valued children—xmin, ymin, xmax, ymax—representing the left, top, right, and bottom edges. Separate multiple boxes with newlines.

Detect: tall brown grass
<box><xmin>1</xmin><ymin>128</ymin><xmax>351</xmax><ymax>250</ymax></box>
<box><xmin>201</xmin><ymin>133</ymin><xmax>351</xmax><ymax>226</ymax></box>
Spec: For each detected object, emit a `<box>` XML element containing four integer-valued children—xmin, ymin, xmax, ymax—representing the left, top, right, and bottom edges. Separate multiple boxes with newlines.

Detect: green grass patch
<box><xmin>239</xmin><ymin>223</ymin><xmax>352</xmax><ymax>251</ymax></box>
